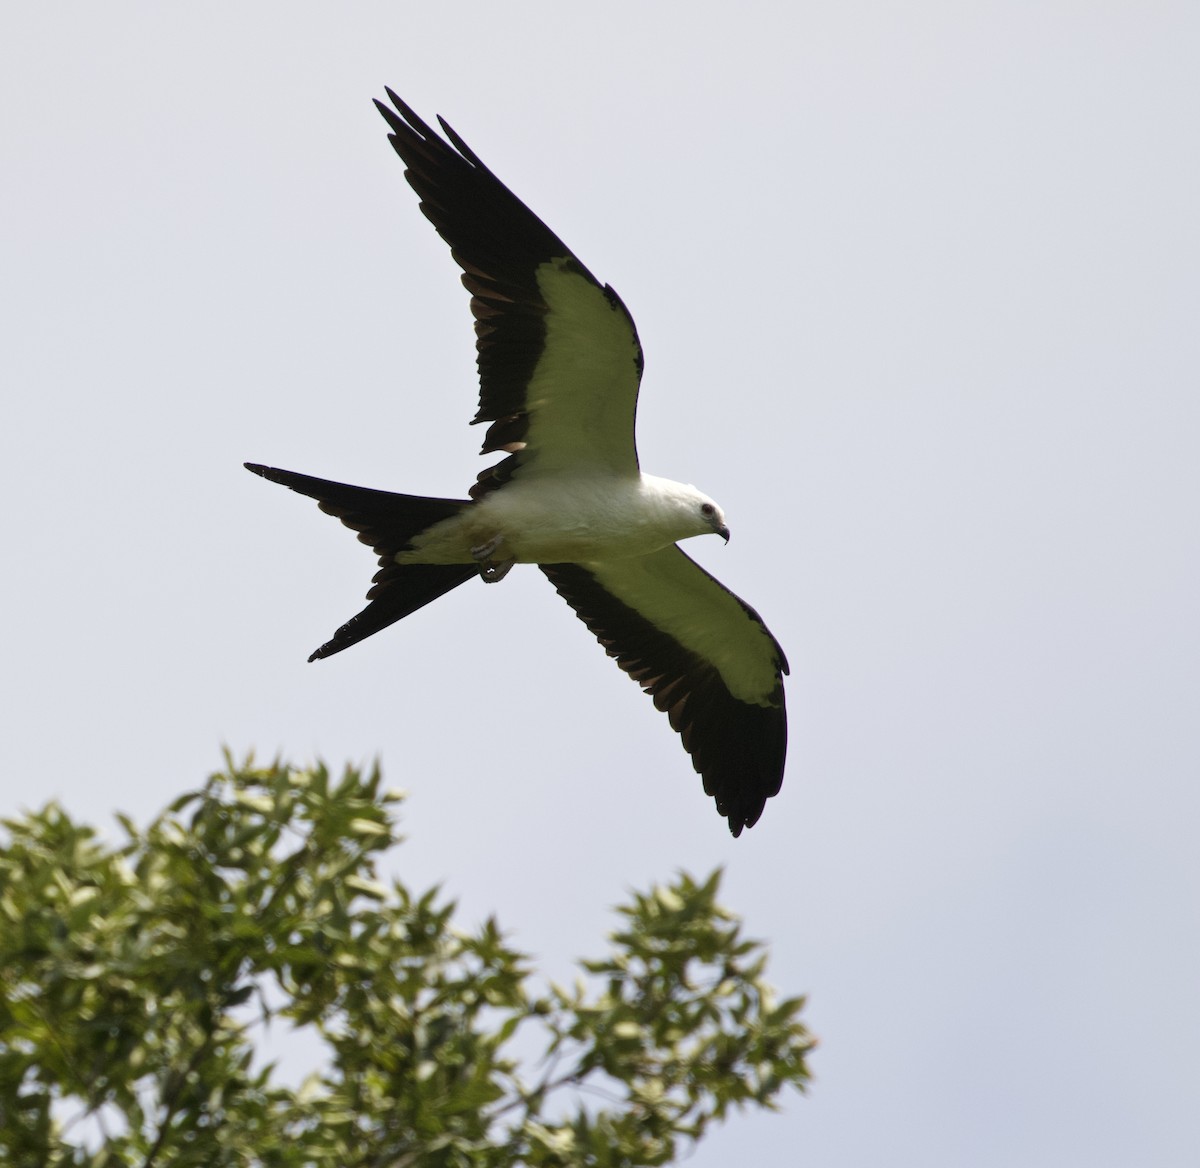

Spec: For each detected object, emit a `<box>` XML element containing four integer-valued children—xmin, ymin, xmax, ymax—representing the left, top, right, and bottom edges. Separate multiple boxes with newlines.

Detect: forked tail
<box><xmin>245</xmin><ymin>463</ymin><xmax>476</xmax><ymax>660</ymax></box>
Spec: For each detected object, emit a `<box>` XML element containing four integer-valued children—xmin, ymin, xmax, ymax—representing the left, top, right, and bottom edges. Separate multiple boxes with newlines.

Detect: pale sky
<box><xmin>3</xmin><ymin>4</ymin><xmax>1198</xmax><ymax>1164</ymax></box>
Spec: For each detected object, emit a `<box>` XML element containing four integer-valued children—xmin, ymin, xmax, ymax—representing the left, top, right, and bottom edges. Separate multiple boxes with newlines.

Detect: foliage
<box><xmin>0</xmin><ymin>758</ymin><xmax>813</xmax><ymax>1167</ymax></box>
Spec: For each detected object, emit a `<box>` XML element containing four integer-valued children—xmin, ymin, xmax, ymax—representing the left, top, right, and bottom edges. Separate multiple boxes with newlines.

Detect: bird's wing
<box><xmin>374</xmin><ymin>89</ymin><xmax>644</xmax><ymax>495</ymax></box>
<box><xmin>540</xmin><ymin>546</ymin><xmax>788</xmax><ymax>835</ymax></box>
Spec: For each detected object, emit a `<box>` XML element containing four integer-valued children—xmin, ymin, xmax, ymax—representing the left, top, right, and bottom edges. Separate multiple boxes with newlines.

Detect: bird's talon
<box><xmin>479</xmin><ymin>558</ymin><xmax>514</xmax><ymax>583</ymax></box>
<box><xmin>471</xmin><ymin>535</ymin><xmax>504</xmax><ymax>562</ymax></box>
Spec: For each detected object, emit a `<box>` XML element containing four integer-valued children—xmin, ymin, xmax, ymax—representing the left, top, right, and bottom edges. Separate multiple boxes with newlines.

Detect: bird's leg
<box><xmin>470</xmin><ymin>534</ymin><xmax>504</xmax><ymax>561</ymax></box>
<box><xmin>471</xmin><ymin>534</ymin><xmax>515</xmax><ymax>584</ymax></box>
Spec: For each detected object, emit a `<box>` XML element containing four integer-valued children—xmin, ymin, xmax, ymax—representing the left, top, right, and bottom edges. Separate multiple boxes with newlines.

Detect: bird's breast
<box><xmin>470</xmin><ymin>477</ymin><xmax>677</xmax><ymax>564</ymax></box>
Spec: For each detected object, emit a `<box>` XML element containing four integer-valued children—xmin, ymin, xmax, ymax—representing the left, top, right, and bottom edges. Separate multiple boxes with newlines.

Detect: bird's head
<box><xmin>696</xmin><ymin>496</ymin><xmax>731</xmax><ymax>543</ymax></box>
<box><xmin>642</xmin><ymin>476</ymin><xmax>730</xmax><ymax>544</ymax></box>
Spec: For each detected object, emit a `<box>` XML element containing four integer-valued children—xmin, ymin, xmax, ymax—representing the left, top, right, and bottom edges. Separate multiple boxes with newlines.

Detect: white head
<box><xmin>643</xmin><ymin>475</ymin><xmax>731</xmax><ymax>544</ymax></box>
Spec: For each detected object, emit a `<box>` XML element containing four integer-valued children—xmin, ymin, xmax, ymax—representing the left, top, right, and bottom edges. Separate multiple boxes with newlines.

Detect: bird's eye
<box><xmin>700</xmin><ymin>503</ymin><xmax>714</xmax><ymax>516</ymax></box>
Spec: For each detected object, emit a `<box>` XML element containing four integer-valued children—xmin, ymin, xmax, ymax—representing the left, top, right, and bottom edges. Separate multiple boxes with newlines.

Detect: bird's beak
<box><xmin>718</xmin><ymin>524</ymin><xmax>731</xmax><ymax>544</ymax></box>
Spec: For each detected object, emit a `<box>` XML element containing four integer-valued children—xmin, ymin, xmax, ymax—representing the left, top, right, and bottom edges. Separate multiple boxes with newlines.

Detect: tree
<box><xmin>0</xmin><ymin>758</ymin><xmax>813</xmax><ymax>1167</ymax></box>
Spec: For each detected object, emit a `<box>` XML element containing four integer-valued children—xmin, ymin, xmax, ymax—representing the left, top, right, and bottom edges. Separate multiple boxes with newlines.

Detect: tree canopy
<box><xmin>0</xmin><ymin>758</ymin><xmax>813</xmax><ymax>1167</ymax></box>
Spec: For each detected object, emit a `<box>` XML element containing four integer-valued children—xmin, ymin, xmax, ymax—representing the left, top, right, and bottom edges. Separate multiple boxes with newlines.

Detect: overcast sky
<box><xmin>3</xmin><ymin>3</ymin><xmax>1198</xmax><ymax>1164</ymax></box>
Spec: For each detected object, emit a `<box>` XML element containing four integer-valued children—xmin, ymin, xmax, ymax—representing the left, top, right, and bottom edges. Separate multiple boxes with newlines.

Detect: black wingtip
<box><xmin>307</xmin><ymin>637</ymin><xmax>345</xmax><ymax>663</ymax></box>
<box><xmin>308</xmin><ymin>634</ymin><xmax>343</xmax><ymax>662</ymax></box>
<box><xmin>376</xmin><ymin>88</ymin><xmax>434</xmax><ymax>144</ymax></box>
<box><xmin>373</xmin><ymin>95</ymin><xmax>404</xmax><ymax>137</ymax></box>
<box><xmin>244</xmin><ymin>462</ymin><xmax>310</xmax><ymax>491</ymax></box>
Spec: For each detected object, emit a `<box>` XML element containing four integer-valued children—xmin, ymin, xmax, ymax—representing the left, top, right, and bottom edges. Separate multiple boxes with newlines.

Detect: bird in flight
<box><xmin>246</xmin><ymin>90</ymin><xmax>788</xmax><ymax>835</ymax></box>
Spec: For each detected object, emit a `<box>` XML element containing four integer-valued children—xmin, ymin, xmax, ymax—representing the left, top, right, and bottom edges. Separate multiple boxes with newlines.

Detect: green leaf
<box><xmin>0</xmin><ymin>759</ymin><xmax>813</xmax><ymax>1168</ymax></box>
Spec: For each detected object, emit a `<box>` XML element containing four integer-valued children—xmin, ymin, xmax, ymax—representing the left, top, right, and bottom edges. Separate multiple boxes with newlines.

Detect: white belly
<box><xmin>399</xmin><ymin>474</ymin><xmax>688</xmax><ymax>565</ymax></box>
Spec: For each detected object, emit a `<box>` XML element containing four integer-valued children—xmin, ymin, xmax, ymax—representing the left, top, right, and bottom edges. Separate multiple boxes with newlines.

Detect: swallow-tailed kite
<box><xmin>247</xmin><ymin>90</ymin><xmax>788</xmax><ymax>835</ymax></box>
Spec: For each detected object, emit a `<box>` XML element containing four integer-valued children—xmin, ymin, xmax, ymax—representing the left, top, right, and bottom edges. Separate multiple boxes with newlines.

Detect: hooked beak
<box><xmin>717</xmin><ymin>524</ymin><xmax>731</xmax><ymax>544</ymax></box>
